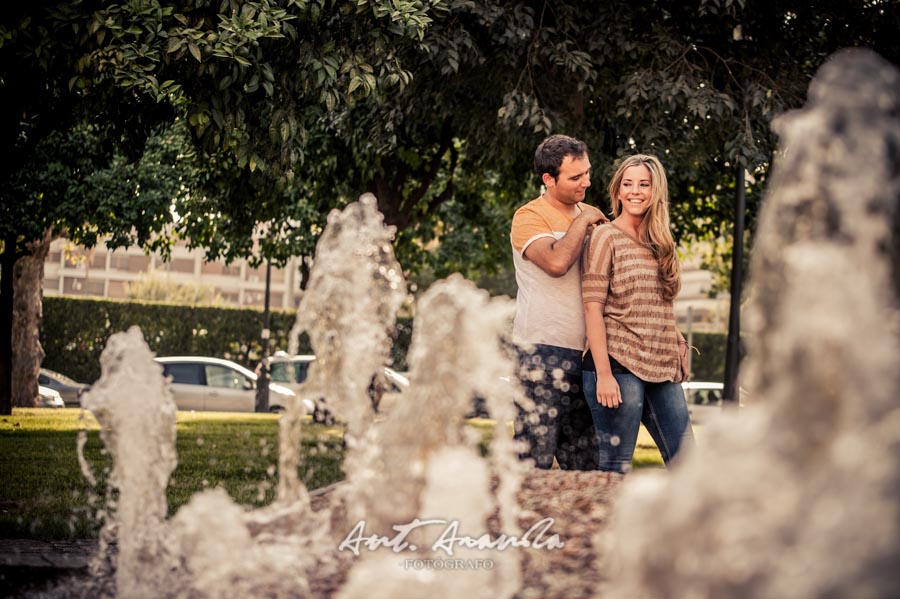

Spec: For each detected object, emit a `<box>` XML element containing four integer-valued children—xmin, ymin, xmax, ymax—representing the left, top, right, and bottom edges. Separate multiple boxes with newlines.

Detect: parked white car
<box><xmin>155</xmin><ymin>356</ymin><xmax>296</xmax><ymax>413</ymax></box>
<box><xmin>38</xmin><ymin>385</ymin><xmax>64</xmax><ymax>408</ymax></box>
<box><xmin>681</xmin><ymin>381</ymin><xmax>743</xmax><ymax>425</ymax></box>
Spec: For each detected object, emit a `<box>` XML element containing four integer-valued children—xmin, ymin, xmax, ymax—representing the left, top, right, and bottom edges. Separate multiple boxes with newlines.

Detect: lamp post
<box><xmin>723</xmin><ymin>167</ymin><xmax>746</xmax><ymax>407</ymax></box>
<box><xmin>254</xmin><ymin>259</ymin><xmax>272</xmax><ymax>412</ymax></box>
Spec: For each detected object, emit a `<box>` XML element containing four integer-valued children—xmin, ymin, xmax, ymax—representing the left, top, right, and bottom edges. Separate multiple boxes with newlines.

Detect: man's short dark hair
<box><xmin>534</xmin><ymin>134</ymin><xmax>588</xmax><ymax>181</ymax></box>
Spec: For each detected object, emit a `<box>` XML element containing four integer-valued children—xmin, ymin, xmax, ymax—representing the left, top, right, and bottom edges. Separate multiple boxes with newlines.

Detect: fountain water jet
<box><xmin>278</xmin><ymin>194</ymin><xmax>407</xmax><ymax>506</ymax></box>
<box><xmin>67</xmin><ymin>196</ymin><xmax>545</xmax><ymax>599</ymax></box>
<box><xmin>338</xmin><ymin>274</ymin><xmax>524</xmax><ymax>599</ymax></box>
<box><xmin>78</xmin><ymin>327</ymin><xmax>179</xmax><ymax>599</ymax></box>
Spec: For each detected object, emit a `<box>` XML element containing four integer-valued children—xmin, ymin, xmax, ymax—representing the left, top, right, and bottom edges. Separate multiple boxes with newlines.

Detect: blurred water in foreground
<box><xmin>76</xmin><ymin>196</ymin><xmax>526</xmax><ymax>599</ymax></box>
<box><xmin>59</xmin><ymin>48</ymin><xmax>900</xmax><ymax>598</ymax></box>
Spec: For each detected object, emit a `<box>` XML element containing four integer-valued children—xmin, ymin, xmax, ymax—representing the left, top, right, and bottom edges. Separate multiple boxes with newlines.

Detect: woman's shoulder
<box><xmin>589</xmin><ymin>222</ymin><xmax>625</xmax><ymax>245</ymax></box>
<box><xmin>586</xmin><ymin>223</ymin><xmax>620</xmax><ymax>259</ymax></box>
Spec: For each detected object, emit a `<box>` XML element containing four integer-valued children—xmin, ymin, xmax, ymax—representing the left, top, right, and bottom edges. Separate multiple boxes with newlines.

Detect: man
<box><xmin>510</xmin><ymin>134</ymin><xmax>606</xmax><ymax>470</ymax></box>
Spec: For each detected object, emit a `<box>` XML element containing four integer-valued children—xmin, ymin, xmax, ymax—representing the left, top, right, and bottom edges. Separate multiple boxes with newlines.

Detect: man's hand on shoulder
<box><xmin>579</xmin><ymin>205</ymin><xmax>609</xmax><ymax>225</ymax></box>
<box><xmin>523</xmin><ymin>206</ymin><xmax>606</xmax><ymax>277</ymax></box>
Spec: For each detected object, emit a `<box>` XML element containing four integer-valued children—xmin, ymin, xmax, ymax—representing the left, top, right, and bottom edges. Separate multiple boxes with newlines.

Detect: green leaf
<box><xmin>188</xmin><ymin>42</ymin><xmax>201</xmax><ymax>62</ymax></box>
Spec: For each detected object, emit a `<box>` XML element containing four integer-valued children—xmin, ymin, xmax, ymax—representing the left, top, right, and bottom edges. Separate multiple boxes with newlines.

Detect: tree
<box><xmin>0</xmin><ymin>0</ymin><xmax>441</xmax><ymax>414</ymax></box>
<box><xmin>4</xmin><ymin>0</ymin><xmax>900</xmax><ymax>415</ymax></box>
<box><xmin>295</xmin><ymin>0</ymin><xmax>900</xmax><ymax>283</ymax></box>
<box><xmin>0</xmin><ymin>122</ymin><xmax>195</xmax><ymax>410</ymax></box>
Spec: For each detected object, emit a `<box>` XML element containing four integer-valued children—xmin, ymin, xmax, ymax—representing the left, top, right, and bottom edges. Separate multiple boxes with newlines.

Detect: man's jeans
<box><xmin>582</xmin><ymin>359</ymin><xmax>694</xmax><ymax>473</ymax></box>
<box><xmin>514</xmin><ymin>344</ymin><xmax>599</xmax><ymax>470</ymax></box>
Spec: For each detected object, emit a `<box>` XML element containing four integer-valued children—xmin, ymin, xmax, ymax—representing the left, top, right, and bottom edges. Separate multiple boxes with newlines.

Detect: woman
<box><xmin>581</xmin><ymin>154</ymin><xmax>694</xmax><ymax>473</ymax></box>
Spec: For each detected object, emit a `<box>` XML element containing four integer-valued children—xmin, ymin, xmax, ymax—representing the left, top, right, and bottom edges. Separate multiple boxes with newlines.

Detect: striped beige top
<box><xmin>582</xmin><ymin>224</ymin><xmax>681</xmax><ymax>382</ymax></box>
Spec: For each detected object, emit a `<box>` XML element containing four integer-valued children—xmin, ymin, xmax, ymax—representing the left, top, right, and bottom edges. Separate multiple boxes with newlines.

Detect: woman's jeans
<box><xmin>582</xmin><ymin>364</ymin><xmax>694</xmax><ymax>473</ymax></box>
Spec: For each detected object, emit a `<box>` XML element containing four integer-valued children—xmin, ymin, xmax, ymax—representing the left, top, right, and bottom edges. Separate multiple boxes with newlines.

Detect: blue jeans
<box><xmin>513</xmin><ymin>344</ymin><xmax>599</xmax><ymax>470</ymax></box>
<box><xmin>582</xmin><ymin>361</ymin><xmax>694</xmax><ymax>473</ymax></box>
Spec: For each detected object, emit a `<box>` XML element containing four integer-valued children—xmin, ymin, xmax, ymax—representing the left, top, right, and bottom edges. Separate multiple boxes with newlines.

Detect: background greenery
<box><xmin>41</xmin><ymin>296</ymin><xmax>728</xmax><ymax>384</ymax></box>
<box><xmin>41</xmin><ymin>296</ymin><xmax>303</xmax><ymax>383</ymax></box>
<box><xmin>4</xmin><ymin>1</ymin><xmax>898</xmax><ymax>414</ymax></box>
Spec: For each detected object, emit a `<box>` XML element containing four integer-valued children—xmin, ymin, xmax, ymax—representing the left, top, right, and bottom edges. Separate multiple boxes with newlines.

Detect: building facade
<box><xmin>42</xmin><ymin>238</ymin><xmax>304</xmax><ymax>309</ymax></box>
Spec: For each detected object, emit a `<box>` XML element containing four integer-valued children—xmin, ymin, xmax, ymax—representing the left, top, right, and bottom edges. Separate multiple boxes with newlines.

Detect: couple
<box><xmin>511</xmin><ymin>134</ymin><xmax>693</xmax><ymax>474</ymax></box>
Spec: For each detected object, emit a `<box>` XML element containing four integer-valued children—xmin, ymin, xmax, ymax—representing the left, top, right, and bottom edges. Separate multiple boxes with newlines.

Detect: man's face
<box><xmin>546</xmin><ymin>154</ymin><xmax>591</xmax><ymax>205</ymax></box>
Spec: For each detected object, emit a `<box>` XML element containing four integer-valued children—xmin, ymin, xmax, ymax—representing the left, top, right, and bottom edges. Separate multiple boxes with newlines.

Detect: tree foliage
<box><xmin>2</xmin><ymin>0</ymin><xmax>899</xmax><ymax>415</ymax></box>
<box><xmin>0</xmin><ymin>0</ymin><xmax>442</xmax><ymax>414</ymax></box>
<box><xmin>299</xmin><ymin>0</ymin><xmax>900</xmax><ymax>282</ymax></box>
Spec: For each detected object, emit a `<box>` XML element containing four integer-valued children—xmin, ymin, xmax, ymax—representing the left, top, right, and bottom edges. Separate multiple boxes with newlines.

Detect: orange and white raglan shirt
<box><xmin>510</xmin><ymin>196</ymin><xmax>590</xmax><ymax>351</ymax></box>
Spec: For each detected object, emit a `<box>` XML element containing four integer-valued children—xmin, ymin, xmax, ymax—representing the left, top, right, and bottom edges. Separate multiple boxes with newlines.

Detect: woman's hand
<box><xmin>596</xmin><ymin>372</ymin><xmax>621</xmax><ymax>408</ymax></box>
<box><xmin>676</xmin><ymin>339</ymin><xmax>691</xmax><ymax>383</ymax></box>
<box><xmin>674</xmin><ymin>328</ymin><xmax>693</xmax><ymax>383</ymax></box>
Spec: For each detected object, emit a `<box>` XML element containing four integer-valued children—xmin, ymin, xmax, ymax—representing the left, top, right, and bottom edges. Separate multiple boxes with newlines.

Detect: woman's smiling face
<box><xmin>616</xmin><ymin>164</ymin><xmax>653</xmax><ymax>218</ymax></box>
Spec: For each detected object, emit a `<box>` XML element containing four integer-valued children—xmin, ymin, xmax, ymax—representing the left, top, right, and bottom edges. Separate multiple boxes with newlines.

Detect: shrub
<box><xmin>42</xmin><ymin>297</ymin><xmax>307</xmax><ymax>383</ymax></box>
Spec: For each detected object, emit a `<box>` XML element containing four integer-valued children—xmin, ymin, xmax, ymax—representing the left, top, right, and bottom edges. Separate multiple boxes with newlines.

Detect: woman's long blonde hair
<box><xmin>607</xmin><ymin>154</ymin><xmax>681</xmax><ymax>301</ymax></box>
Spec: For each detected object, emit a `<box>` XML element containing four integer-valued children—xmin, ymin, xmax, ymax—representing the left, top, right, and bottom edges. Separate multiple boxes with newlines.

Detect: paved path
<box><xmin>0</xmin><ymin>539</ymin><xmax>95</xmax><ymax>598</ymax></box>
<box><xmin>0</xmin><ymin>539</ymin><xmax>96</xmax><ymax>569</ymax></box>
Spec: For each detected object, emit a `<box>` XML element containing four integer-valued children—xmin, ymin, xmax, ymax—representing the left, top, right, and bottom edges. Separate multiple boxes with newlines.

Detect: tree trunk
<box><xmin>0</xmin><ymin>236</ymin><xmax>16</xmax><ymax>415</ymax></box>
<box><xmin>12</xmin><ymin>232</ymin><xmax>52</xmax><ymax>407</ymax></box>
<box><xmin>368</xmin><ymin>177</ymin><xmax>407</xmax><ymax>230</ymax></box>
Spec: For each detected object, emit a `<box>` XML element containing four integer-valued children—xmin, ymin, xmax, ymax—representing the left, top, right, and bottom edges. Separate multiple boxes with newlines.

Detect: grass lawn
<box><xmin>1</xmin><ymin>409</ymin><xmax>666</xmax><ymax>541</ymax></box>
<box><xmin>633</xmin><ymin>427</ymin><xmax>668</xmax><ymax>468</ymax></box>
<box><xmin>0</xmin><ymin>408</ymin><xmax>343</xmax><ymax>540</ymax></box>
<box><xmin>447</xmin><ymin>417</ymin><xmax>665</xmax><ymax>469</ymax></box>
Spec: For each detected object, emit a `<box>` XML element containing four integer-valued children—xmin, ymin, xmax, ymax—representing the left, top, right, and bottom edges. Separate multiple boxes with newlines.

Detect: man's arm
<box><xmin>523</xmin><ymin>207</ymin><xmax>606</xmax><ymax>277</ymax></box>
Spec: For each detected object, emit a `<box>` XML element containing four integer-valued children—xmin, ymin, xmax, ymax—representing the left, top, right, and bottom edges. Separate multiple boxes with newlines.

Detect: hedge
<box><xmin>42</xmin><ymin>296</ymin><xmax>307</xmax><ymax>384</ymax></box>
<box><xmin>40</xmin><ymin>296</ymin><xmax>731</xmax><ymax>386</ymax></box>
<box><xmin>685</xmin><ymin>331</ymin><xmax>735</xmax><ymax>383</ymax></box>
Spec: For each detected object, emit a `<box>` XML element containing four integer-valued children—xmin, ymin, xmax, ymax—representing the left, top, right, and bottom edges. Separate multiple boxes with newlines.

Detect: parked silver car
<box><xmin>155</xmin><ymin>356</ymin><xmax>296</xmax><ymax>413</ymax></box>
<box><xmin>266</xmin><ymin>352</ymin><xmax>408</xmax><ymax>423</ymax></box>
<box><xmin>39</xmin><ymin>368</ymin><xmax>90</xmax><ymax>407</ymax></box>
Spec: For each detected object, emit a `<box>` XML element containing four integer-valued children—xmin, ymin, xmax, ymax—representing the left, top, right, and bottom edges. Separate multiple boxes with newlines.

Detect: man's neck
<box><xmin>542</xmin><ymin>193</ymin><xmax>579</xmax><ymax>219</ymax></box>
